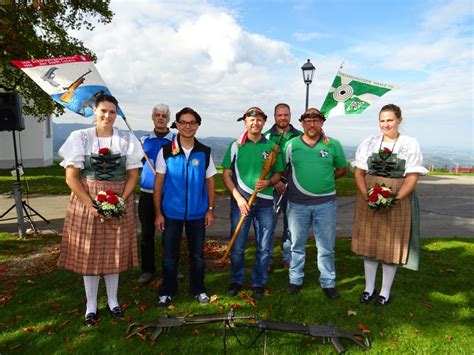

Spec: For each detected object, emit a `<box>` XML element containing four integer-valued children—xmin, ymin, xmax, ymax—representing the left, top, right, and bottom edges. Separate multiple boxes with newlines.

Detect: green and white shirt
<box><xmin>285</xmin><ymin>135</ymin><xmax>347</xmax><ymax>205</ymax></box>
<box><xmin>222</xmin><ymin>136</ymin><xmax>284</xmax><ymax>206</ymax></box>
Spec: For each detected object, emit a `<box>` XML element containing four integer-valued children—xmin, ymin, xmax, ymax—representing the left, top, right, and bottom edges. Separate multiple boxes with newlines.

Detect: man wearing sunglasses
<box><xmin>264</xmin><ymin>103</ymin><xmax>302</xmax><ymax>272</ymax></box>
<box><xmin>222</xmin><ymin>107</ymin><xmax>284</xmax><ymax>301</ymax></box>
<box><xmin>285</xmin><ymin>108</ymin><xmax>347</xmax><ymax>300</ymax></box>
<box><xmin>137</xmin><ymin>104</ymin><xmax>175</xmax><ymax>285</ymax></box>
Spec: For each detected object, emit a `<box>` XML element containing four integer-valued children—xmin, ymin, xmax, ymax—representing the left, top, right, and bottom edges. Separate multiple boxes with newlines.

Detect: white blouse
<box><xmin>58</xmin><ymin>127</ymin><xmax>144</xmax><ymax>170</ymax></box>
<box><xmin>351</xmin><ymin>134</ymin><xmax>428</xmax><ymax>176</ymax></box>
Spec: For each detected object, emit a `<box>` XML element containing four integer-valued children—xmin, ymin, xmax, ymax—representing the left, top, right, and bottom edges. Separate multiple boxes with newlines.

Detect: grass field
<box><xmin>0</xmin><ymin>233</ymin><xmax>472</xmax><ymax>354</ymax></box>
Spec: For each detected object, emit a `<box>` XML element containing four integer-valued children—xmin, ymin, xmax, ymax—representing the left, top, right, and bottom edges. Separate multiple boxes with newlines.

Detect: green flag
<box><xmin>320</xmin><ymin>71</ymin><xmax>396</xmax><ymax>118</ymax></box>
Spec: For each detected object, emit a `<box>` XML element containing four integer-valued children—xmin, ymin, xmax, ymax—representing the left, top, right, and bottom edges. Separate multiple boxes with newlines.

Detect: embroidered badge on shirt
<box><xmin>262</xmin><ymin>151</ymin><xmax>269</xmax><ymax>159</ymax></box>
<box><xmin>319</xmin><ymin>149</ymin><xmax>329</xmax><ymax>158</ymax></box>
<box><xmin>191</xmin><ymin>158</ymin><xmax>200</xmax><ymax>166</ymax></box>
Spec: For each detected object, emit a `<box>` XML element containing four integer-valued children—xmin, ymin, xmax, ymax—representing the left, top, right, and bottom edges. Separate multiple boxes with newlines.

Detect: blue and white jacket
<box><xmin>161</xmin><ymin>139</ymin><xmax>211</xmax><ymax>220</ymax></box>
<box><xmin>140</xmin><ymin>130</ymin><xmax>175</xmax><ymax>192</ymax></box>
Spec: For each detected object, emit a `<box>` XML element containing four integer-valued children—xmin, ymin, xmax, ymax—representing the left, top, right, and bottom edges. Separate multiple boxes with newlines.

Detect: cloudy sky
<box><xmin>57</xmin><ymin>0</ymin><xmax>473</xmax><ymax>150</ymax></box>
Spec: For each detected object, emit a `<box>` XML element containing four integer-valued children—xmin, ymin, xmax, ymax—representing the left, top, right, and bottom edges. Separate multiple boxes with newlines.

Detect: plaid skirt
<box><xmin>351</xmin><ymin>175</ymin><xmax>418</xmax><ymax>268</ymax></box>
<box><xmin>58</xmin><ymin>178</ymin><xmax>139</xmax><ymax>275</ymax></box>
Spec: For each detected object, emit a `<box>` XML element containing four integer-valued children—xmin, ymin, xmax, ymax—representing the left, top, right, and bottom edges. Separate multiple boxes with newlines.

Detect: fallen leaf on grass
<box><xmin>414</xmin><ymin>328</ymin><xmax>422</xmax><ymax>334</ymax></box>
<box><xmin>167</xmin><ymin>305</ymin><xmax>176</xmax><ymax>310</ymax></box>
<box><xmin>67</xmin><ymin>308</ymin><xmax>80</xmax><ymax>314</ymax></box>
<box><xmin>138</xmin><ymin>304</ymin><xmax>150</xmax><ymax>312</ymax></box>
<box><xmin>422</xmin><ymin>303</ymin><xmax>432</xmax><ymax>309</ymax></box>
<box><xmin>59</xmin><ymin>320</ymin><xmax>70</xmax><ymax>327</ymax></box>
<box><xmin>210</xmin><ymin>294</ymin><xmax>219</xmax><ymax>303</ymax></box>
<box><xmin>0</xmin><ymin>294</ymin><xmax>13</xmax><ymax>308</ymax></box>
<box><xmin>26</xmin><ymin>280</ymin><xmax>35</xmax><ymax>284</ymax></box>
<box><xmin>347</xmin><ymin>310</ymin><xmax>357</xmax><ymax>317</ymax></box>
<box><xmin>356</xmin><ymin>323</ymin><xmax>371</xmax><ymax>333</ymax></box>
<box><xmin>445</xmin><ymin>335</ymin><xmax>453</xmax><ymax>341</ymax></box>
<box><xmin>51</xmin><ymin>302</ymin><xmax>61</xmax><ymax>309</ymax></box>
<box><xmin>0</xmin><ymin>263</ymin><xmax>9</xmax><ymax>273</ymax></box>
<box><xmin>390</xmin><ymin>339</ymin><xmax>398</xmax><ymax>348</ymax></box>
<box><xmin>263</xmin><ymin>289</ymin><xmax>271</xmax><ymax>296</ymax></box>
<box><xmin>23</xmin><ymin>326</ymin><xmax>35</xmax><ymax>332</ymax></box>
<box><xmin>228</xmin><ymin>303</ymin><xmax>241</xmax><ymax>310</ymax></box>
<box><xmin>192</xmin><ymin>329</ymin><xmax>201</xmax><ymax>336</ymax></box>
<box><xmin>239</xmin><ymin>292</ymin><xmax>249</xmax><ymax>299</ymax></box>
<box><xmin>379</xmin><ymin>332</ymin><xmax>384</xmax><ymax>337</ymax></box>
<box><xmin>10</xmin><ymin>344</ymin><xmax>21</xmax><ymax>350</ymax></box>
<box><xmin>246</xmin><ymin>297</ymin><xmax>256</xmax><ymax>308</ymax></box>
<box><xmin>408</xmin><ymin>312</ymin><xmax>414</xmax><ymax>318</ymax></box>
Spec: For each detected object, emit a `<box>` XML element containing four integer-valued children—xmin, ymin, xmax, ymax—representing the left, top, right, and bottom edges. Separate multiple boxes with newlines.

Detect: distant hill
<box><xmin>53</xmin><ymin>123</ymin><xmax>473</xmax><ymax>167</ymax></box>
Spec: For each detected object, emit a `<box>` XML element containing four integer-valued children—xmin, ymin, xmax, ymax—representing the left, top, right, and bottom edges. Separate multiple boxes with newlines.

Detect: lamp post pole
<box><xmin>301</xmin><ymin>59</ymin><xmax>316</xmax><ymax>111</ymax></box>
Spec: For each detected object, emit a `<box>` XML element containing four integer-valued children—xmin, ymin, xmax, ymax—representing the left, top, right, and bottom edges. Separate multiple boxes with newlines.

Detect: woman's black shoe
<box><xmin>360</xmin><ymin>289</ymin><xmax>377</xmax><ymax>304</ymax></box>
<box><xmin>84</xmin><ymin>312</ymin><xmax>99</xmax><ymax>327</ymax></box>
<box><xmin>375</xmin><ymin>295</ymin><xmax>391</xmax><ymax>307</ymax></box>
<box><xmin>108</xmin><ymin>305</ymin><xmax>125</xmax><ymax>319</ymax></box>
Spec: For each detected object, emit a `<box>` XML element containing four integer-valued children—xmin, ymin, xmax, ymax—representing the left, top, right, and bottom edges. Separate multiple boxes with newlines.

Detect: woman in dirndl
<box><xmin>351</xmin><ymin>104</ymin><xmax>428</xmax><ymax>307</ymax></box>
<box><xmin>58</xmin><ymin>94</ymin><xmax>143</xmax><ymax>326</ymax></box>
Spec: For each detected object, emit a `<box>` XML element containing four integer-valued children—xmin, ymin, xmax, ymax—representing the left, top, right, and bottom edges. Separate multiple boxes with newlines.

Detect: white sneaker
<box><xmin>157</xmin><ymin>295</ymin><xmax>171</xmax><ymax>307</ymax></box>
<box><xmin>195</xmin><ymin>293</ymin><xmax>210</xmax><ymax>304</ymax></box>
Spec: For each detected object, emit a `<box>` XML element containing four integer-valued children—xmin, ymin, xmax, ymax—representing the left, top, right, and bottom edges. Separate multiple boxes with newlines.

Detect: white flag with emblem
<box><xmin>11</xmin><ymin>55</ymin><xmax>126</xmax><ymax>118</ymax></box>
<box><xmin>320</xmin><ymin>71</ymin><xmax>396</xmax><ymax>118</ymax></box>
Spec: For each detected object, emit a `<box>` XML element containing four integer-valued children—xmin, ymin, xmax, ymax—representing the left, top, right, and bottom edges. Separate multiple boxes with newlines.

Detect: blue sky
<box><xmin>59</xmin><ymin>0</ymin><xmax>473</xmax><ymax>151</ymax></box>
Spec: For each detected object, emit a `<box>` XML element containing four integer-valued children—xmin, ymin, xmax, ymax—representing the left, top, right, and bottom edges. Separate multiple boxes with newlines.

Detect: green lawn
<box><xmin>0</xmin><ymin>233</ymin><xmax>472</xmax><ymax>354</ymax></box>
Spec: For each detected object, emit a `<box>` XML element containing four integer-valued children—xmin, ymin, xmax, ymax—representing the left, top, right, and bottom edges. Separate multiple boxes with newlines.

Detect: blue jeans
<box><xmin>159</xmin><ymin>218</ymin><xmax>206</xmax><ymax>297</ymax></box>
<box><xmin>229</xmin><ymin>199</ymin><xmax>274</xmax><ymax>288</ymax></box>
<box><xmin>268</xmin><ymin>190</ymin><xmax>291</xmax><ymax>264</ymax></box>
<box><xmin>287</xmin><ymin>200</ymin><xmax>337</xmax><ymax>288</ymax></box>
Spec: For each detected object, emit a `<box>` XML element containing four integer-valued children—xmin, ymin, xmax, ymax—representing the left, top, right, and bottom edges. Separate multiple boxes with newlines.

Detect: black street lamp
<box><xmin>301</xmin><ymin>59</ymin><xmax>316</xmax><ymax>111</ymax></box>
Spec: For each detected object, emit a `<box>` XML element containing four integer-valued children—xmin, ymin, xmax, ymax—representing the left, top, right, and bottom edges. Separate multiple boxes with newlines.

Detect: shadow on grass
<box><xmin>0</xmin><ymin>237</ymin><xmax>472</xmax><ymax>354</ymax></box>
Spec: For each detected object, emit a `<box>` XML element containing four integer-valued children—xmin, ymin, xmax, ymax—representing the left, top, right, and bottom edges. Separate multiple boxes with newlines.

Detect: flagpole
<box><xmin>122</xmin><ymin>117</ymin><xmax>156</xmax><ymax>175</ymax></box>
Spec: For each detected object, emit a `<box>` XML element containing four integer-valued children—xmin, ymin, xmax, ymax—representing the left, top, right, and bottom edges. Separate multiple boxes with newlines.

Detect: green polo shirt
<box><xmin>264</xmin><ymin>124</ymin><xmax>302</xmax><ymax>146</ymax></box>
<box><xmin>222</xmin><ymin>136</ymin><xmax>284</xmax><ymax>203</ymax></box>
<box><xmin>285</xmin><ymin>135</ymin><xmax>347</xmax><ymax>205</ymax></box>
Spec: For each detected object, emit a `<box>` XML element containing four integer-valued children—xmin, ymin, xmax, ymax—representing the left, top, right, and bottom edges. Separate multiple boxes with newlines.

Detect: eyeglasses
<box><xmin>154</xmin><ymin>113</ymin><xmax>168</xmax><ymax>118</ymax></box>
<box><xmin>300</xmin><ymin>112</ymin><xmax>325</xmax><ymax>120</ymax></box>
<box><xmin>177</xmin><ymin>120</ymin><xmax>198</xmax><ymax>127</ymax></box>
<box><xmin>302</xmin><ymin>118</ymin><xmax>323</xmax><ymax>126</ymax></box>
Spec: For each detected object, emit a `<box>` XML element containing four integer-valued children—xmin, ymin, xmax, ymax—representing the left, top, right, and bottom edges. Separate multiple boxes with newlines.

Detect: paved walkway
<box><xmin>0</xmin><ymin>175</ymin><xmax>473</xmax><ymax>238</ymax></box>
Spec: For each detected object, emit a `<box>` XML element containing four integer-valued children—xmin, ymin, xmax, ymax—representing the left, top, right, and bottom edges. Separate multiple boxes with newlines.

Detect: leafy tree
<box><xmin>0</xmin><ymin>0</ymin><xmax>114</xmax><ymax>119</ymax></box>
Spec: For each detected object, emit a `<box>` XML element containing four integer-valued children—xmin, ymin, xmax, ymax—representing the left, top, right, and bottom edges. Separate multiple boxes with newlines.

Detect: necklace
<box><xmin>96</xmin><ymin>128</ymin><xmax>113</xmax><ymax>153</ymax></box>
<box><xmin>378</xmin><ymin>133</ymin><xmax>399</xmax><ymax>161</ymax></box>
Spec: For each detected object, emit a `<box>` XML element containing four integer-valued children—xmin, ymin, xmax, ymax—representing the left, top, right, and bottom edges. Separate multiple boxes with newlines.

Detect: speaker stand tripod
<box><xmin>0</xmin><ymin>130</ymin><xmax>51</xmax><ymax>237</ymax></box>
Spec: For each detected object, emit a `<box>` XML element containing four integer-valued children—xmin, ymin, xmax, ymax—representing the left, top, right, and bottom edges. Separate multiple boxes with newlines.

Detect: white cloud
<box><xmin>69</xmin><ymin>0</ymin><xmax>296</xmax><ymax>137</ymax></box>
<box><xmin>422</xmin><ymin>0</ymin><xmax>473</xmax><ymax>31</ymax></box>
<box><xmin>292</xmin><ymin>32</ymin><xmax>327</xmax><ymax>41</ymax></box>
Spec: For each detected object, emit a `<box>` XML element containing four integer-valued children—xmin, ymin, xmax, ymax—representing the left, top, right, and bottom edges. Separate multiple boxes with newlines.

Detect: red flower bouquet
<box><xmin>94</xmin><ymin>190</ymin><xmax>125</xmax><ymax>218</ymax></box>
<box><xmin>367</xmin><ymin>183</ymin><xmax>397</xmax><ymax>210</ymax></box>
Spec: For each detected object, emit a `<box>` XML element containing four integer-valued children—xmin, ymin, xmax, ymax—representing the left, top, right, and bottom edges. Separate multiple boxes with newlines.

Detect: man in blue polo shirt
<box><xmin>137</xmin><ymin>104</ymin><xmax>175</xmax><ymax>285</ymax></box>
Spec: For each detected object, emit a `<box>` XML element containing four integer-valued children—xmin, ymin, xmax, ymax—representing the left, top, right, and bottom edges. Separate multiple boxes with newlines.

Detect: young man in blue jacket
<box><xmin>137</xmin><ymin>104</ymin><xmax>175</xmax><ymax>285</ymax></box>
<box><xmin>154</xmin><ymin>107</ymin><xmax>216</xmax><ymax>307</ymax></box>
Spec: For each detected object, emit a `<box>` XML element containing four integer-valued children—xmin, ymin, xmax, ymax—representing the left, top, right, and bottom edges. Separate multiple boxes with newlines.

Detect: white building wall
<box><xmin>0</xmin><ymin>116</ymin><xmax>53</xmax><ymax>169</ymax></box>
